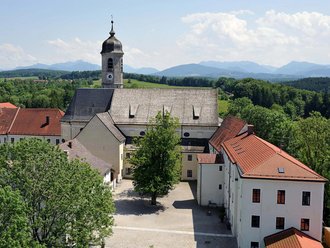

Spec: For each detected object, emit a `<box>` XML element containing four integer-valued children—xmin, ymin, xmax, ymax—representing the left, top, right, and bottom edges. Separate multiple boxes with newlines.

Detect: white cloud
<box><xmin>47</xmin><ymin>38</ymin><xmax>101</xmax><ymax>65</ymax></box>
<box><xmin>0</xmin><ymin>44</ymin><xmax>37</xmax><ymax>69</ymax></box>
<box><xmin>178</xmin><ymin>10</ymin><xmax>330</xmax><ymax>66</ymax></box>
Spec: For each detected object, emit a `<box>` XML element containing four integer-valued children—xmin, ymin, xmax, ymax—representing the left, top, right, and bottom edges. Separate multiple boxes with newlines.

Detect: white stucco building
<box><xmin>197</xmin><ymin>116</ymin><xmax>326</xmax><ymax>248</ymax></box>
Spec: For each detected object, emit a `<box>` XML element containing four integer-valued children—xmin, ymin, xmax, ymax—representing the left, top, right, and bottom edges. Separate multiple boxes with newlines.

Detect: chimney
<box><xmin>68</xmin><ymin>141</ymin><xmax>72</xmax><ymax>149</ymax></box>
<box><xmin>247</xmin><ymin>124</ymin><xmax>254</xmax><ymax>135</ymax></box>
<box><xmin>45</xmin><ymin>116</ymin><xmax>50</xmax><ymax>125</ymax></box>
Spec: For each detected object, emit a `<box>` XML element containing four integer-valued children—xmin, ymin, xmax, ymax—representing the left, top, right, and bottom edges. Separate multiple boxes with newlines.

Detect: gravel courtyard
<box><xmin>105</xmin><ymin>180</ymin><xmax>237</xmax><ymax>248</ymax></box>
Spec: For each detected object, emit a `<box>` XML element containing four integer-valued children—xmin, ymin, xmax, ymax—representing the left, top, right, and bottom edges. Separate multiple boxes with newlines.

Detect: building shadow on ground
<box><xmin>172</xmin><ymin>181</ymin><xmax>237</xmax><ymax>248</ymax></box>
<box><xmin>115</xmin><ymin>198</ymin><xmax>166</xmax><ymax>215</ymax></box>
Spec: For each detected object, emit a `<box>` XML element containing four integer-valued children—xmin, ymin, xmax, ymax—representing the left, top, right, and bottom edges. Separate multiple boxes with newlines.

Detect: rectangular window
<box><xmin>219</xmin><ymin>165</ymin><xmax>222</xmax><ymax>171</ymax></box>
<box><xmin>219</xmin><ymin>184</ymin><xmax>222</xmax><ymax>190</ymax></box>
<box><xmin>126</xmin><ymin>153</ymin><xmax>131</xmax><ymax>159</ymax></box>
<box><xmin>252</xmin><ymin>189</ymin><xmax>260</xmax><ymax>203</ymax></box>
<box><xmin>251</xmin><ymin>242</ymin><xmax>259</xmax><ymax>248</ymax></box>
<box><xmin>126</xmin><ymin>168</ymin><xmax>132</xmax><ymax>175</ymax></box>
<box><xmin>187</xmin><ymin>154</ymin><xmax>192</xmax><ymax>161</ymax></box>
<box><xmin>251</xmin><ymin>215</ymin><xmax>260</xmax><ymax>228</ymax></box>
<box><xmin>277</xmin><ymin>190</ymin><xmax>285</xmax><ymax>204</ymax></box>
<box><xmin>56</xmin><ymin>139</ymin><xmax>60</xmax><ymax>145</ymax></box>
<box><xmin>47</xmin><ymin>139</ymin><xmax>51</xmax><ymax>143</ymax></box>
<box><xmin>187</xmin><ymin>170</ymin><xmax>192</xmax><ymax>178</ymax></box>
<box><xmin>302</xmin><ymin>192</ymin><xmax>311</xmax><ymax>206</ymax></box>
<box><xmin>11</xmin><ymin>138</ymin><xmax>14</xmax><ymax>143</ymax></box>
<box><xmin>301</xmin><ymin>219</ymin><xmax>310</xmax><ymax>231</ymax></box>
<box><xmin>276</xmin><ymin>217</ymin><xmax>285</xmax><ymax>229</ymax></box>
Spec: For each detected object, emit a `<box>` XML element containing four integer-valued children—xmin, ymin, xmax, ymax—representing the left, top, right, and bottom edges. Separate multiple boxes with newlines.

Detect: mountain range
<box><xmin>6</xmin><ymin>60</ymin><xmax>330</xmax><ymax>80</ymax></box>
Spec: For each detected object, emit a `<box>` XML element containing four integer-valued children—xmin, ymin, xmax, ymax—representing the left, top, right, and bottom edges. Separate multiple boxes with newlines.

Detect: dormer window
<box><xmin>193</xmin><ymin>106</ymin><xmax>201</xmax><ymax>120</ymax></box>
<box><xmin>163</xmin><ymin>105</ymin><xmax>172</xmax><ymax>116</ymax></box>
<box><xmin>108</xmin><ymin>58</ymin><xmax>113</xmax><ymax>69</ymax></box>
<box><xmin>129</xmin><ymin>104</ymin><xmax>138</xmax><ymax>118</ymax></box>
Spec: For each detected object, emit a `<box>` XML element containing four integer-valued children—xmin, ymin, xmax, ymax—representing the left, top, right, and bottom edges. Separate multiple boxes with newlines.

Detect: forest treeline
<box><xmin>0</xmin><ymin>79</ymin><xmax>93</xmax><ymax>110</ymax></box>
<box><xmin>216</xmin><ymin>77</ymin><xmax>330</xmax><ymax>119</ymax></box>
<box><xmin>1</xmin><ymin>71</ymin><xmax>330</xmax><ymax>119</ymax></box>
<box><xmin>283</xmin><ymin>77</ymin><xmax>330</xmax><ymax>92</ymax></box>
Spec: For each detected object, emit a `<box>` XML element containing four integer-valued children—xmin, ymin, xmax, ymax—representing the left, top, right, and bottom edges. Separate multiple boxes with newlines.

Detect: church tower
<box><xmin>101</xmin><ymin>20</ymin><xmax>124</xmax><ymax>88</ymax></box>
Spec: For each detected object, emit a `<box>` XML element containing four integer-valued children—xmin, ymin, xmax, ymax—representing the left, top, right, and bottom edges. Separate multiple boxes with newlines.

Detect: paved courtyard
<box><xmin>105</xmin><ymin>180</ymin><xmax>237</xmax><ymax>248</ymax></box>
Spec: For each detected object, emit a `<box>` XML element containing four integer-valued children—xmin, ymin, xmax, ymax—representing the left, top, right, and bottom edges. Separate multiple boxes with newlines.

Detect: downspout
<box><xmin>199</xmin><ymin>164</ymin><xmax>202</xmax><ymax>205</ymax></box>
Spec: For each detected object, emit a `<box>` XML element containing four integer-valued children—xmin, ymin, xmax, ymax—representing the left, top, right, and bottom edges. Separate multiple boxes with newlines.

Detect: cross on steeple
<box><xmin>110</xmin><ymin>15</ymin><xmax>115</xmax><ymax>37</ymax></box>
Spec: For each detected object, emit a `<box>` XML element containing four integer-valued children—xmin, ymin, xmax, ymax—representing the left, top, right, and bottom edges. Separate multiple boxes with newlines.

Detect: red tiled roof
<box><xmin>8</xmin><ymin>108</ymin><xmax>64</xmax><ymax>136</ymax></box>
<box><xmin>197</xmin><ymin>153</ymin><xmax>224</xmax><ymax>164</ymax></box>
<box><xmin>264</xmin><ymin>227</ymin><xmax>323</xmax><ymax>248</ymax></box>
<box><xmin>209</xmin><ymin>116</ymin><xmax>246</xmax><ymax>152</ymax></box>
<box><xmin>0</xmin><ymin>108</ymin><xmax>19</xmax><ymax>134</ymax></box>
<box><xmin>0</xmin><ymin>102</ymin><xmax>17</xmax><ymax>108</ymax></box>
<box><xmin>222</xmin><ymin>133</ymin><xmax>326</xmax><ymax>182</ymax></box>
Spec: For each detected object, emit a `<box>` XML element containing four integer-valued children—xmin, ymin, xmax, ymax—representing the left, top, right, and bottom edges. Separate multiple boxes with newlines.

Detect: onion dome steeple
<box><xmin>101</xmin><ymin>19</ymin><xmax>123</xmax><ymax>54</ymax></box>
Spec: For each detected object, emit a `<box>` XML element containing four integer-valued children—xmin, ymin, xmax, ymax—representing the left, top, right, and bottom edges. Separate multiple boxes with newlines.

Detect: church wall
<box><xmin>61</xmin><ymin>121</ymin><xmax>88</xmax><ymax>141</ymax></box>
<box><xmin>117</xmin><ymin>124</ymin><xmax>217</xmax><ymax>139</ymax></box>
<box><xmin>75</xmin><ymin>116</ymin><xmax>124</xmax><ymax>182</ymax></box>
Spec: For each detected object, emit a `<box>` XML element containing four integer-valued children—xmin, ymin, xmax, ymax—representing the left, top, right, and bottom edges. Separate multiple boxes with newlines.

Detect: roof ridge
<box><xmin>7</xmin><ymin>107</ymin><xmax>20</xmax><ymax>134</ymax></box>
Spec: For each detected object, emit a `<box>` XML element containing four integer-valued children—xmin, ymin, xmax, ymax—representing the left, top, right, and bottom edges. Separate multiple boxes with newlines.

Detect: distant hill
<box><xmin>282</xmin><ymin>77</ymin><xmax>330</xmax><ymax>92</ymax></box>
<box><xmin>199</xmin><ymin>61</ymin><xmax>276</xmax><ymax>74</ymax></box>
<box><xmin>16</xmin><ymin>60</ymin><xmax>101</xmax><ymax>71</ymax></box>
<box><xmin>153</xmin><ymin>63</ymin><xmax>300</xmax><ymax>81</ymax></box>
<box><xmin>275</xmin><ymin>61</ymin><xmax>330</xmax><ymax>75</ymax></box>
<box><xmin>124</xmin><ymin>65</ymin><xmax>159</xmax><ymax>74</ymax></box>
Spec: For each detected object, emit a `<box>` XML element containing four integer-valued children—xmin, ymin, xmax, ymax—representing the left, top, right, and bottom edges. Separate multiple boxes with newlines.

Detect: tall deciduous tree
<box><xmin>131</xmin><ymin>112</ymin><xmax>181</xmax><ymax>205</ymax></box>
<box><xmin>287</xmin><ymin>112</ymin><xmax>330</xmax><ymax>224</ymax></box>
<box><xmin>0</xmin><ymin>139</ymin><xmax>115</xmax><ymax>247</ymax></box>
<box><xmin>0</xmin><ymin>186</ymin><xmax>32</xmax><ymax>248</ymax></box>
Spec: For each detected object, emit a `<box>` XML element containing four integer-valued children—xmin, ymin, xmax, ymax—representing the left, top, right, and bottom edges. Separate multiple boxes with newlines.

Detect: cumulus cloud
<box><xmin>0</xmin><ymin>44</ymin><xmax>37</xmax><ymax>69</ymax></box>
<box><xmin>178</xmin><ymin>10</ymin><xmax>330</xmax><ymax>66</ymax></box>
<box><xmin>47</xmin><ymin>38</ymin><xmax>101</xmax><ymax>65</ymax></box>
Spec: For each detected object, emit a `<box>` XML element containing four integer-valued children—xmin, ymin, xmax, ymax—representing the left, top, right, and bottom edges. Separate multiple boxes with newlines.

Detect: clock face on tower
<box><xmin>106</xmin><ymin>72</ymin><xmax>113</xmax><ymax>80</ymax></box>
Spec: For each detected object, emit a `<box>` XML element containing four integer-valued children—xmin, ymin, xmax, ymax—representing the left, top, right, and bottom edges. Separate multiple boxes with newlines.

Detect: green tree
<box><xmin>0</xmin><ymin>186</ymin><xmax>31</xmax><ymax>248</ymax></box>
<box><xmin>287</xmin><ymin>112</ymin><xmax>330</xmax><ymax>224</ymax></box>
<box><xmin>131</xmin><ymin>112</ymin><xmax>181</xmax><ymax>205</ymax></box>
<box><xmin>0</xmin><ymin>139</ymin><xmax>115</xmax><ymax>247</ymax></box>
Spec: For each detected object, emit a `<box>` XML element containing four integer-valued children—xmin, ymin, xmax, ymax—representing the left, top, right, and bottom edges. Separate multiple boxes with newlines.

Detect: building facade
<box><xmin>197</xmin><ymin>117</ymin><xmax>326</xmax><ymax>248</ymax></box>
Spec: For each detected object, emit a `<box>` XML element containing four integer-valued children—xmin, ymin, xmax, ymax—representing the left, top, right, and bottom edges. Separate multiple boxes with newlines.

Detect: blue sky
<box><xmin>1</xmin><ymin>0</ymin><xmax>330</xmax><ymax>69</ymax></box>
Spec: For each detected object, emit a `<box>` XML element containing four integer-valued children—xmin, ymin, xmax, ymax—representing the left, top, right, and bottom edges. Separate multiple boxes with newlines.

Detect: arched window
<box><xmin>108</xmin><ymin>58</ymin><xmax>113</xmax><ymax>69</ymax></box>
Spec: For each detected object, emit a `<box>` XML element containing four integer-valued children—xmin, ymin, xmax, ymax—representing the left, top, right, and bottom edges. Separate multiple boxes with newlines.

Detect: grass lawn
<box><xmin>218</xmin><ymin>99</ymin><xmax>229</xmax><ymax>116</ymax></box>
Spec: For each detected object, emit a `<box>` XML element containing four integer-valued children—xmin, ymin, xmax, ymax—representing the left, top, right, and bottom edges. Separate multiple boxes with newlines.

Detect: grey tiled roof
<box><xmin>95</xmin><ymin>112</ymin><xmax>126</xmax><ymax>142</ymax></box>
<box><xmin>60</xmin><ymin>139</ymin><xmax>112</xmax><ymax>176</ymax></box>
<box><xmin>62</xmin><ymin>88</ymin><xmax>114</xmax><ymax>122</ymax></box>
<box><xmin>109</xmin><ymin>89</ymin><xmax>219</xmax><ymax>126</ymax></box>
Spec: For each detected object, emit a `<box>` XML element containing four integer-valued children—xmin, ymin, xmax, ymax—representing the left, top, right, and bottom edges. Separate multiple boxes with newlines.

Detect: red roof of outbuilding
<box><xmin>209</xmin><ymin>116</ymin><xmax>246</xmax><ymax>152</ymax></box>
<box><xmin>222</xmin><ymin>133</ymin><xmax>326</xmax><ymax>182</ymax></box>
<box><xmin>0</xmin><ymin>102</ymin><xmax>17</xmax><ymax>108</ymax></box>
<box><xmin>8</xmin><ymin>108</ymin><xmax>64</xmax><ymax>136</ymax></box>
<box><xmin>0</xmin><ymin>108</ymin><xmax>19</xmax><ymax>134</ymax></box>
<box><xmin>264</xmin><ymin>227</ymin><xmax>323</xmax><ymax>248</ymax></box>
<box><xmin>197</xmin><ymin>154</ymin><xmax>224</xmax><ymax>164</ymax></box>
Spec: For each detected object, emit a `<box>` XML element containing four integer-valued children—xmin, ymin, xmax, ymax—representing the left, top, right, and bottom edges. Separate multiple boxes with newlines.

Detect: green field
<box><xmin>218</xmin><ymin>100</ymin><xmax>229</xmax><ymax>116</ymax></box>
<box><xmin>124</xmin><ymin>79</ymin><xmax>197</xmax><ymax>89</ymax></box>
<box><xmin>2</xmin><ymin>76</ymin><xmax>39</xmax><ymax>80</ymax></box>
